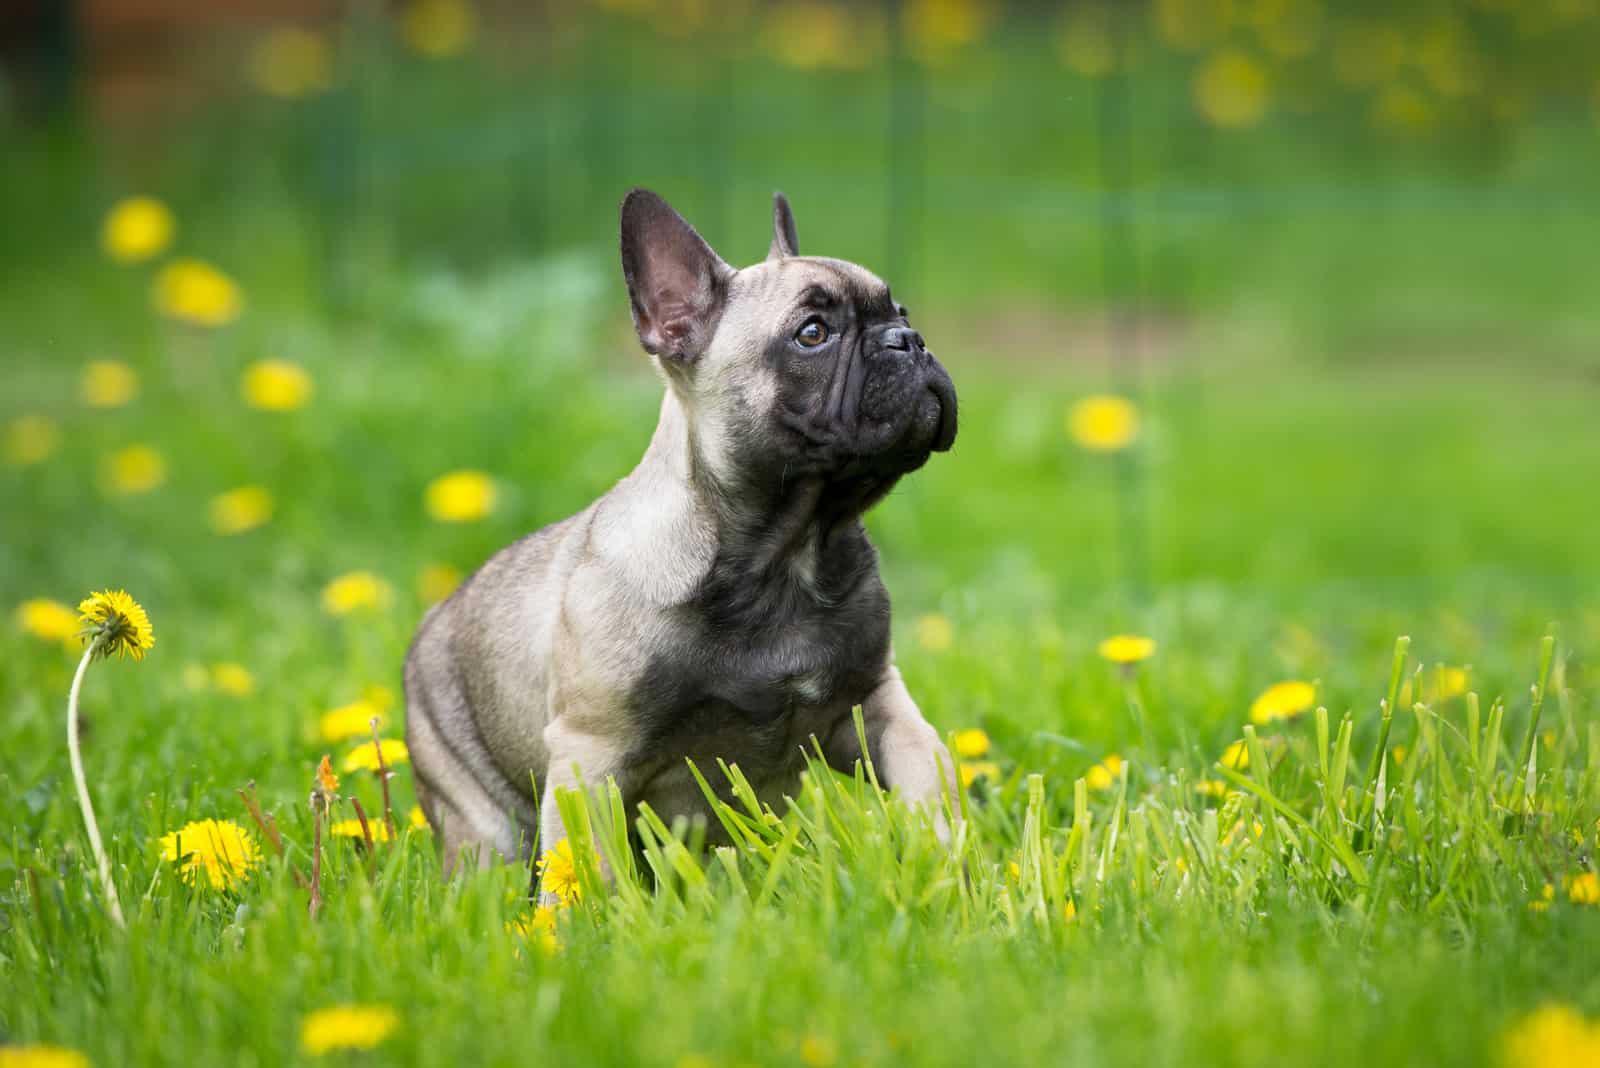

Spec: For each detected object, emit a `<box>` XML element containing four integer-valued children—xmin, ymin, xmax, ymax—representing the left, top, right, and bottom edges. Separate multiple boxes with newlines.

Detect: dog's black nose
<box><xmin>883</xmin><ymin>327</ymin><xmax>924</xmax><ymax>353</ymax></box>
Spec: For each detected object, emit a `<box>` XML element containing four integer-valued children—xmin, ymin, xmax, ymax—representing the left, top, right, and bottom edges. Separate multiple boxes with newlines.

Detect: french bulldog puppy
<box><xmin>404</xmin><ymin>189</ymin><xmax>960</xmax><ymax>892</ymax></box>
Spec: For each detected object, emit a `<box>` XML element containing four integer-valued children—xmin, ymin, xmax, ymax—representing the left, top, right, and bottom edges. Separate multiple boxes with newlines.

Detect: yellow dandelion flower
<box><xmin>248</xmin><ymin>26</ymin><xmax>333</xmax><ymax>99</ymax></box>
<box><xmin>102</xmin><ymin>444</ymin><xmax>166</xmax><ymax>496</ymax></box>
<box><xmin>342</xmin><ymin>738</ymin><xmax>409</xmax><ymax>773</ymax></box>
<box><xmin>1249</xmin><ymin>680</ymin><xmax>1314</xmax><ymax>724</ymax></box>
<box><xmin>17</xmin><ymin>598</ymin><xmax>80</xmax><ymax>650</ymax></box>
<box><xmin>1437</xmin><ymin>666</ymin><xmax>1469</xmax><ymax>700</ymax></box>
<box><xmin>4</xmin><ymin>414</ymin><xmax>61</xmax><ymax>466</ymax></box>
<box><xmin>1500</xmin><ymin>1004</ymin><xmax>1600</xmax><ymax>1068</ymax></box>
<box><xmin>1194</xmin><ymin>48</ymin><xmax>1270</xmax><ymax>130</ymax></box>
<box><xmin>316</xmin><ymin>754</ymin><xmax>339</xmax><ymax>797</ymax></box>
<box><xmin>904</xmin><ymin>0</ymin><xmax>992</xmax><ymax>64</ymax></box>
<box><xmin>1154</xmin><ymin>0</ymin><xmax>1229</xmax><ymax>51</ymax></box>
<box><xmin>1194</xmin><ymin>778</ymin><xmax>1227</xmax><ymax>799</ymax></box>
<box><xmin>1529</xmin><ymin>883</ymin><xmax>1555</xmax><ymax>913</ymax></box>
<box><xmin>418</xmin><ymin>563</ymin><xmax>463</xmax><ymax>605</ymax></box>
<box><xmin>101</xmin><ymin>195</ymin><xmax>175</xmax><ymax>263</ymax></box>
<box><xmin>1086</xmin><ymin>753</ymin><xmax>1123</xmax><ymax>791</ymax></box>
<box><xmin>153</xmin><ymin>258</ymin><xmax>242</xmax><ymax>328</ymax></box>
<box><xmin>799</xmin><ymin>1035</ymin><xmax>838</xmax><ymax>1068</ymax></box>
<box><xmin>507</xmin><ymin>904</ymin><xmax>559</xmax><ymax>954</ymax></box>
<box><xmin>158</xmin><ymin>818</ymin><xmax>259</xmax><ymax>889</ymax></box>
<box><xmin>425</xmin><ymin>469</ymin><xmax>496</xmax><ymax>523</ymax></box>
<box><xmin>1007</xmin><ymin>859</ymin><xmax>1021</xmax><ymax>881</ymax></box>
<box><xmin>953</xmin><ymin>727</ymin><xmax>990</xmax><ymax>759</ymax></box>
<box><xmin>1063</xmin><ymin>898</ymin><xmax>1078</xmax><ymax>921</ymax></box>
<box><xmin>914</xmin><ymin>612</ymin><xmax>954</xmax><ymax>653</ymax></box>
<box><xmin>1067</xmin><ymin>395</ymin><xmax>1139</xmax><ymax>451</ymax></box>
<box><xmin>208</xmin><ymin>485</ymin><xmax>274</xmax><ymax>535</ymax></box>
<box><xmin>1219</xmin><ymin>739</ymin><xmax>1249</xmax><ymax>770</ymax></box>
<box><xmin>400</xmin><ymin>0</ymin><xmax>477</xmax><ymax>58</ymax></box>
<box><xmin>211</xmin><ymin>662</ymin><xmax>256</xmax><ymax>697</ymax></box>
<box><xmin>538</xmin><ymin>838</ymin><xmax>582</xmax><ymax>903</ymax></box>
<box><xmin>1391</xmin><ymin>745</ymin><xmax>1407</xmax><ymax>767</ymax></box>
<box><xmin>1566</xmin><ymin>872</ymin><xmax>1600</xmax><ymax>905</ymax></box>
<box><xmin>241</xmin><ymin>359</ymin><xmax>313</xmax><ymax>412</ymax></box>
<box><xmin>958</xmin><ymin>760</ymin><xmax>1000</xmax><ymax>788</ymax></box>
<box><xmin>299</xmin><ymin>1004</ymin><xmax>400</xmax><ymax>1056</ymax></box>
<box><xmin>408</xmin><ymin>805</ymin><xmax>429</xmax><ymax>830</ymax></box>
<box><xmin>77</xmin><ymin>589</ymin><xmax>155</xmax><ymax>661</ymax></box>
<box><xmin>0</xmin><ymin>1045</ymin><xmax>91</xmax><ymax>1068</ymax></box>
<box><xmin>321</xmin><ymin>571</ymin><xmax>392</xmax><ymax>615</ymax></box>
<box><xmin>80</xmin><ymin>360</ymin><xmax>138</xmax><ymax>408</ymax></box>
<box><xmin>319</xmin><ymin>700</ymin><xmax>387</xmax><ymax>743</ymax></box>
<box><xmin>329</xmin><ymin>818</ymin><xmax>393</xmax><ymax>843</ymax></box>
<box><xmin>766</xmin><ymin>3</ymin><xmax>882</xmax><ymax>71</ymax></box>
<box><xmin>1097</xmin><ymin>634</ymin><xmax>1156</xmax><ymax>664</ymax></box>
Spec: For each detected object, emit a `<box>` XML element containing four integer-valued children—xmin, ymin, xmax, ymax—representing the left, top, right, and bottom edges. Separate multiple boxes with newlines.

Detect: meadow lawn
<box><xmin>5</xmin><ymin>41</ymin><xmax>1600</xmax><ymax>1065</ymax></box>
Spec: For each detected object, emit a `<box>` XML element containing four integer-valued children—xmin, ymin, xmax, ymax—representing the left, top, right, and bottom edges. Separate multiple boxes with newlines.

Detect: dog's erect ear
<box><xmin>620</xmin><ymin>189</ymin><xmax>733</xmax><ymax>361</ymax></box>
<box><xmin>767</xmin><ymin>192</ymin><xmax>800</xmax><ymax>261</ymax></box>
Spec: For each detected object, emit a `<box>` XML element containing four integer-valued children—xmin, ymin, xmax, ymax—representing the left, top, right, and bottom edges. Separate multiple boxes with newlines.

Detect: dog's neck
<box><xmin>594</xmin><ymin>390</ymin><xmax>870</xmax><ymax>607</ymax></box>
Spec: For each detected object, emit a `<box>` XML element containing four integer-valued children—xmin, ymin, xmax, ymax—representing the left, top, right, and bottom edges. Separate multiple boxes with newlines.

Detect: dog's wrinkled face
<box><xmin>620</xmin><ymin>189</ymin><xmax>957</xmax><ymax>510</ymax></box>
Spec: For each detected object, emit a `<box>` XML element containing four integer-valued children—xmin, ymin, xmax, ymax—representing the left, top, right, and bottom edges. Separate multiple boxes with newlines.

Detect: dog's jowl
<box><xmin>404</xmin><ymin>189</ymin><xmax>960</xmax><ymax>893</ymax></box>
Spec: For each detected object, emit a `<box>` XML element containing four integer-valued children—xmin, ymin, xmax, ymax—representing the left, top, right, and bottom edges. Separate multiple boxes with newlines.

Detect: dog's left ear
<box><xmin>620</xmin><ymin>189</ymin><xmax>733</xmax><ymax>361</ymax></box>
<box><xmin>767</xmin><ymin>192</ymin><xmax>800</xmax><ymax>261</ymax></box>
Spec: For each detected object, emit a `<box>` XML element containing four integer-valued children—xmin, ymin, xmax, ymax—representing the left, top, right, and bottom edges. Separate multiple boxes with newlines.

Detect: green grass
<box><xmin>5</xmin><ymin>14</ymin><xmax>1600</xmax><ymax>1064</ymax></box>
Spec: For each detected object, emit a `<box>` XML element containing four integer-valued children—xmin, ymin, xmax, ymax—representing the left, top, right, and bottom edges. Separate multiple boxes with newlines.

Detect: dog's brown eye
<box><xmin>795</xmin><ymin>320</ymin><xmax>829</xmax><ymax>348</ymax></box>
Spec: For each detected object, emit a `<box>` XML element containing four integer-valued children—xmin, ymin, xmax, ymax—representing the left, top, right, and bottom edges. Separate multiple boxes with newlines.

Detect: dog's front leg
<box><xmin>534</xmin><ymin>715</ymin><xmax>624</xmax><ymax>905</ymax></box>
<box><xmin>828</xmin><ymin>661</ymin><xmax>961</xmax><ymax>844</ymax></box>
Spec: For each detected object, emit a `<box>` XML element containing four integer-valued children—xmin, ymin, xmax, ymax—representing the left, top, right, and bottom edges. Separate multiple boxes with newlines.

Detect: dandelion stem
<box><xmin>370</xmin><ymin>717</ymin><xmax>396</xmax><ymax>841</ymax></box>
<box><xmin>66</xmin><ymin>638</ymin><xmax>126</xmax><ymax>929</ymax></box>
<box><xmin>308</xmin><ymin>792</ymin><xmax>324</xmax><ymax>921</ymax></box>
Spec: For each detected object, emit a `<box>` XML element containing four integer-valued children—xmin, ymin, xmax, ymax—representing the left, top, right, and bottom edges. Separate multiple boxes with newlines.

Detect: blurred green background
<box><xmin>3</xmin><ymin>1</ymin><xmax>1600</xmax><ymax>1064</ymax></box>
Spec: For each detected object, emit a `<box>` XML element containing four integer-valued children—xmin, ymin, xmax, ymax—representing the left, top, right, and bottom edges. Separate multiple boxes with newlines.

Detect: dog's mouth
<box><xmin>926</xmin><ymin>369</ymin><xmax>958</xmax><ymax>453</ymax></box>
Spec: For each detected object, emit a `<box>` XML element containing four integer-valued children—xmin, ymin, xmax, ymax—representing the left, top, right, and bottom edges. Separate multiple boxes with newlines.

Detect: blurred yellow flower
<box><xmin>1067</xmin><ymin>395</ymin><xmax>1139</xmax><ymax>451</ymax></box>
<box><xmin>211</xmin><ymin>662</ymin><xmax>256</xmax><ymax>697</ymax></box>
<box><xmin>1097</xmin><ymin>634</ymin><xmax>1156</xmax><ymax>663</ymax></box>
<box><xmin>101</xmin><ymin>195</ymin><xmax>175</xmax><ymax>263</ymax></box>
<box><xmin>16</xmin><ymin>598</ymin><xmax>80</xmax><ymax>649</ymax></box>
<box><xmin>400</xmin><ymin>0</ymin><xmax>477</xmax><ymax>58</ymax></box>
<box><xmin>425</xmin><ymin>469</ymin><xmax>497</xmax><ymax>522</ymax></box>
<box><xmin>320</xmin><ymin>700</ymin><xmax>387</xmax><ymax>743</ymax></box>
<box><xmin>248</xmin><ymin>26</ymin><xmax>333</xmax><ymax>98</ymax></box>
<box><xmin>316</xmin><ymin>754</ymin><xmax>339</xmax><ymax>797</ymax></box>
<box><xmin>300</xmin><ymin>1004</ymin><xmax>400</xmax><ymax>1056</ymax></box>
<box><xmin>914</xmin><ymin>612</ymin><xmax>954</xmax><ymax>653</ymax></box>
<box><xmin>78</xmin><ymin>589</ymin><xmax>155</xmax><ymax>661</ymax></box>
<box><xmin>799</xmin><ymin>1035</ymin><xmax>838</xmax><ymax>1068</ymax></box>
<box><xmin>80</xmin><ymin>360</ymin><xmax>138</xmax><ymax>408</ymax></box>
<box><xmin>154</xmin><ymin>258</ymin><xmax>242</xmax><ymax>328</ymax></box>
<box><xmin>1063</xmin><ymin>898</ymin><xmax>1078</xmax><ymax>921</ymax></box>
<box><xmin>1219</xmin><ymin>739</ymin><xmax>1249</xmax><ymax>770</ymax></box>
<box><xmin>102</xmin><ymin>444</ymin><xmax>166</xmax><ymax>496</ymax></box>
<box><xmin>1391</xmin><ymin>745</ymin><xmax>1407</xmax><ymax>767</ymax></box>
<box><xmin>1249</xmin><ymin>680</ymin><xmax>1314</xmax><ymax>724</ymax></box>
<box><xmin>507</xmin><ymin>904</ymin><xmax>560</xmax><ymax>954</ymax></box>
<box><xmin>953</xmin><ymin>727</ymin><xmax>990</xmax><ymax>759</ymax></box>
<box><xmin>241</xmin><ymin>359</ymin><xmax>313</xmax><ymax>412</ymax></box>
<box><xmin>1056</xmin><ymin>5</ymin><xmax>1116</xmax><ymax>78</ymax></box>
<box><xmin>1247</xmin><ymin>0</ymin><xmax>1320</xmax><ymax>59</ymax></box>
<box><xmin>959</xmin><ymin>760</ymin><xmax>1000</xmax><ymax>788</ymax></box>
<box><xmin>1333</xmin><ymin>23</ymin><xmax>1406</xmax><ymax>87</ymax></box>
<box><xmin>904</xmin><ymin>0</ymin><xmax>992</xmax><ymax>64</ymax></box>
<box><xmin>1194</xmin><ymin>48</ymin><xmax>1270</xmax><ymax>130</ymax></box>
<box><xmin>4</xmin><ymin>414</ymin><xmax>60</xmax><ymax>466</ymax></box>
<box><xmin>158</xmin><ymin>818</ymin><xmax>259</xmax><ymax>889</ymax></box>
<box><xmin>1500</xmin><ymin>1004</ymin><xmax>1600</xmax><ymax>1068</ymax></box>
<box><xmin>0</xmin><ymin>1046</ymin><xmax>90</xmax><ymax>1068</ymax></box>
<box><xmin>409</xmin><ymin>805</ymin><xmax>429</xmax><ymax>830</ymax></box>
<box><xmin>1437</xmin><ymin>666</ymin><xmax>1469</xmax><ymax>700</ymax></box>
<box><xmin>1372</xmin><ymin>85</ymin><xmax>1436</xmax><ymax>134</ymax></box>
<box><xmin>1529</xmin><ymin>882</ymin><xmax>1555</xmax><ymax>912</ymax></box>
<box><xmin>342</xmin><ymin>737</ymin><xmax>409</xmax><ymax>773</ymax></box>
<box><xmin>1567</xmin><ymin>872</ymin><xmax>1600</xmax><ymax>905</ymax></box>
<box><xmin>1085</xmin><ymin>753</ymin><xmax>1123</xmax><ymax>791</ymax></box>
<box><xmin>1415</xmin><ymin>18</ymin><xmax>1480</xmax><ymax>98</ymax></box>
<box><xmin>208</xmin><ymin>485</ymin><xmax>274</xmax><ymax>535</ymax></box>
<box><xmin>330</xmin><ymin>818</ymin><xmax>393</xmax><ymax>843</ymax></box>
<box><xmin>1153</xmin><ymin>0</ymin><xmax>1231</xmax><ymax>50</ymax></box>
<box><xmin>538</xmin><ymin>838</ymin><xmax>582</xmax><ymax>903</ymax></box>
<box><xmin>1194</xmin><ymin>778</ymin><xmax>1227</xmax><ymax>798</ymax></box>
<box><xmin>766</xmin><ymin>3</ymin><xmax>883</xmax><ymax>71</ymax></box>
<box><xmin>418</xmin><ymin>563</ymin><xmax>463</xmax><ymax>605</ymax></box>
<box><xmin>321</xmin><ymin>571</ymin><xmax>392</xmax><ymax>615</ymax></box>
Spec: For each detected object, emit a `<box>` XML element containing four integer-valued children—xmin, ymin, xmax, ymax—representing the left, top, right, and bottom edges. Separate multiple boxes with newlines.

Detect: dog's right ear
<box><xmin>620</xmin><ymin>189</ymin><xmax>732</xmax><ymax>362</ymax></box>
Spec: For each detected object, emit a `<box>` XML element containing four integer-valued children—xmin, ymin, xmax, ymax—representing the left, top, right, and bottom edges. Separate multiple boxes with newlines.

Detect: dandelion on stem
<box><xmin>66</xmin><ymin>590</ymin><xmax>155</xmax><ymax>929</ymax></box>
